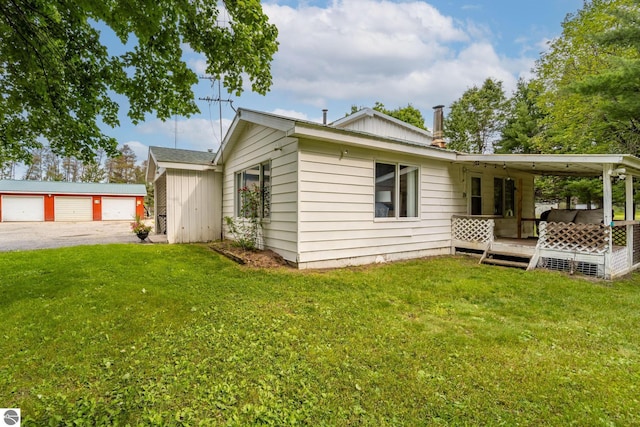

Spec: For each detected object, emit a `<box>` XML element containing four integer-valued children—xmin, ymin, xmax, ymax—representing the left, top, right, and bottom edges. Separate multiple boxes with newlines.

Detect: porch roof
<box><xmin>456</xmin><ymin>154</ymin><xmax>640</xmax><ymax>177</ymax></box>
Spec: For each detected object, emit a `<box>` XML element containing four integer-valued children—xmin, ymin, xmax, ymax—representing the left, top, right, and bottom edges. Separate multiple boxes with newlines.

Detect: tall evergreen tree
<box><xmin>495</xmin><ymin>79</ymin><xmax>545</xmax><ymax>154</ymax></box>
<box><xmin>106</xmin><ymin>145</ymin><xmax>137</xmax><ymax>184</ymax></box>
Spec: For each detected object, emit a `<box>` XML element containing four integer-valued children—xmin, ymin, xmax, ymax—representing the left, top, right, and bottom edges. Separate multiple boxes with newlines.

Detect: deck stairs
<box><xmin>479</xmin><ymin>240</ymin><xmax>537</xmax><ymax>270</ymax></box>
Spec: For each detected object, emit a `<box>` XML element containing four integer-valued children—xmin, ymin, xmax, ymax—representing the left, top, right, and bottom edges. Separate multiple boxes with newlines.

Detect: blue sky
<box><xmin>96</xmin><ymin>0</ymin><xmax>585</xmax><ymax>164</ymax></box>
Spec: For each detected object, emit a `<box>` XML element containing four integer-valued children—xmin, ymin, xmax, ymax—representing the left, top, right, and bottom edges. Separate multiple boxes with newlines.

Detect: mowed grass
<box><xmin>1</xmin><ymin>244</ymin><xmax>640</xmax><ymax>426</ymax></box>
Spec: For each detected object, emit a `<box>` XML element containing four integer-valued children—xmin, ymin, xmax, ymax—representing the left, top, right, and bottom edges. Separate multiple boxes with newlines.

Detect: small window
<box><xmin>236</xmin><ymin>161</ymin><xmax>271</xmax><ymax>218</ymax></box>
<box><xmin>471</xmin><ymin>176</ymin><xmax>482</xmax><ymax>215</ymax></box>
<box><xmin>375</xmin><ymin>162</ymin><xmax>419</xmax><ymax>218</ymax></box>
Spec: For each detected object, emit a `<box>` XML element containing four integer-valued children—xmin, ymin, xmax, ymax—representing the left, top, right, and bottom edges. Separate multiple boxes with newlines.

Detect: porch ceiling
<box><xmin>456</xmin><ymin>154</ymin><xmax>640</xmax><ymax>177</ymax></box>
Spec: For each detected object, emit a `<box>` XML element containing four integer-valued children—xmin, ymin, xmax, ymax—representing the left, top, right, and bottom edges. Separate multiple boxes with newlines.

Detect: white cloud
<box><xmin>259</xmin><ymin>0</ymin><xmax>538</xmax><ymax>118</ymax></box>
<box><xmin>135</xmin><ymin>117</ymin><xmax>231</xmax><ymax>152</ymax></box>
<box><xmin>189</xmin><ymin>58</ymin><xmax>208</xmax><ymax>76</ymax></box>
<box><xmin>270</xmin><ymin>109</ymin><xmax>310</xmax><ymax>120</ymax></box>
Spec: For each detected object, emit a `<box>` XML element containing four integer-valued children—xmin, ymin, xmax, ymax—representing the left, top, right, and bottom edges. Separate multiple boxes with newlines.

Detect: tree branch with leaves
<box><xmin>0</xmin><ymin>0</ymin><xmax>279</xmax><ymax>164</ymax></box>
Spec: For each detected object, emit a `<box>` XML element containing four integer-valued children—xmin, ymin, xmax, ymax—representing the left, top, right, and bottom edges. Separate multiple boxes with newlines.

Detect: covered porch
<box><xmin>452</xmin><ymin>154</ymin><xmax>640</xmax><ymax>279</ymax></box>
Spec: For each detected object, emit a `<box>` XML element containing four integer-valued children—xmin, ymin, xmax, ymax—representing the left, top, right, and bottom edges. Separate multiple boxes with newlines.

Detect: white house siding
<box><xmin>165</xmin><ymin>169</ymin><xmax>221</xmax><ymax>244</ymax></box>
<box><xmin>297</xmin><ymin>139</ymin><xmax>463</xmax><ymax>269</ymax></box>
<box><xmin>222</xmin><ymin>123</ymin><xmax>299</xmax><ymax>262</ymax></box>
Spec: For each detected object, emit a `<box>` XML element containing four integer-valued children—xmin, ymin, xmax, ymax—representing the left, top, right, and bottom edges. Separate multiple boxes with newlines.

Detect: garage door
<box><xmin>54</xmin><ymin>197</ymin><xmax>93</xmax><ymax>221</ymax></box>
<box><xmin>1</xmin><ymin>196</ymin><xmax>44</xmax><ymax>222</ymax></box>
<box><xmin>102</xmin><ymin>197</ymin><xmax>136</xmax><ymax>220</ymax></box>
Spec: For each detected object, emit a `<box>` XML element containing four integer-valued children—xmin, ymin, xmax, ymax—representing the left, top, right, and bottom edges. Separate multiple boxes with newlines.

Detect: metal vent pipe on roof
<box><xmin>322</xmin><ymin>109</ymin><xmax>328</xmax><ymax>125</ymax></box>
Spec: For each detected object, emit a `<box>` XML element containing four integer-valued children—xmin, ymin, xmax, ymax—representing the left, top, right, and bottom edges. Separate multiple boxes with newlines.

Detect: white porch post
<box><xmin>626</xmin><ymin>175</ymin><xmax>635</xmax><ymax>269</ymax></box>
<box><xmin>603</xmin><ymin>164</ymin><xmax>614</xmax><ymax>279</ymax></box>
<box><xmin>626</xmin><ymin>174</ymin><xmax>634</xmax><ymax>220</ymax></box>
<box><xmin>603</xmin><ymin>164</ymin><xmax>614</xmax><ymax>225</ymax></box>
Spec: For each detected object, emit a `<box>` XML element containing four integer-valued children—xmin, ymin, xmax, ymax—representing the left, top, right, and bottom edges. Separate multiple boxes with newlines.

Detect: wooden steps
<box><xmin>480</xmin><ymin>249</ymin><xmax>532</xmax><ymax>270</ymax></box>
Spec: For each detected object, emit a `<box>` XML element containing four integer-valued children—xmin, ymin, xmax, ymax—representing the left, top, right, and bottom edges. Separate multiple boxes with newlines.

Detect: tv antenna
<box><xmin>199</xmin><ymin>76</ymin><xmax>236</xmax><ymax>150</ymax></box>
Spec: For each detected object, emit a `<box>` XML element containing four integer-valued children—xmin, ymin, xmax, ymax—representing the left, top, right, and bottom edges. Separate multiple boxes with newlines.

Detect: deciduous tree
<box><xmin>573</xmin><ymin>0</ymin><xmax>640</xmax><ymax>154</ymax></box>
<box><xmin>444</xmin><ymin>78</ymin><xmax>507</xmax><ymax>153</ymax></box>
<box><xmin>0</xmin><ymin>0</ymin><xmax>279</xmax><ymax>163</ymax></box>
<box><xmin>533</xmin><ymin>0</ymin><xmax>637</xmax><ymax>154</ymax></box>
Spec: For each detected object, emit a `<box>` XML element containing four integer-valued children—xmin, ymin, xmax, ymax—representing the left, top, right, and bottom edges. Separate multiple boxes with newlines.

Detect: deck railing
<box><xmin>451</xmin><ymin>216</ymin><xmax>639</xmax><ymax>278</ymax></box>
<box><xmin>537</xmin><ymin>222</ymin><xmax>609</xmax><ymax>255</ymax></box>
<box><xmin>452</xmin><ymin>215</ymin><xmax>495</xmax><ymax>244</ymax></box>
<box><xmin>535</xmin><ymin>221</ymin><xmax>639</xmax><ymax>279</ymax></box>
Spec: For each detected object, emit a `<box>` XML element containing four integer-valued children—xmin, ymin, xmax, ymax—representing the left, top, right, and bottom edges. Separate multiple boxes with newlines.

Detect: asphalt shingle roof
<box><xmin>149</xmin><ymin>146</ymin><xmax>215</xmax><ymax>165</ymax></box>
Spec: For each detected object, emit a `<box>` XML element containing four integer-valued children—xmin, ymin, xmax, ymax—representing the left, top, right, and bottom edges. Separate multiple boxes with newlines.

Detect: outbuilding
<box><xmin>0</xmin><ymin>180</ymin><xmax>147</xmax><ymax>222</ymax></box>
<box><xmin>146</xmin><ymin>146</ymin><xmax>222</xmax><ymax>244</ymax></box>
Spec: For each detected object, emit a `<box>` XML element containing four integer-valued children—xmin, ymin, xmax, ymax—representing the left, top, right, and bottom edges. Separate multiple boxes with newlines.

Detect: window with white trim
<box><xmin>235</xmin><ymin>161</ymin><xmax>271</xmax><ymax>218</ymax></box>
<box><xmin>375</xmin><ymin>162</ymin><xmax>419</xmax><ymax>218</ymax></box>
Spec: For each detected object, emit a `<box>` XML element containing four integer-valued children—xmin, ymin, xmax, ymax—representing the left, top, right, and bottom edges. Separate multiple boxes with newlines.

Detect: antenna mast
<box><xmin>199</xmin><ymin>76</ymin><xmax>236</xmax><ymax>157</ymax></box>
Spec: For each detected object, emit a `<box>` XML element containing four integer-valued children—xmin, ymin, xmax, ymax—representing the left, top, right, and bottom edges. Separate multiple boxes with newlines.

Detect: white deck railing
<box><xmin>534</xmin><ymin>221</ymin><xmax>639</xmax><ymax>279</ymax></box>
<box><xmin>451</xmin><ymin>215</ymin><xmax>495</xmax><ymax>252</ymax></box>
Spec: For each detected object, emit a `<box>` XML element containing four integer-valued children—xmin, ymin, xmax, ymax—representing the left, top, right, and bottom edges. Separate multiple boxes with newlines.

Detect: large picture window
<box><xmin>375</xmin><ymin>162</ymin><xmax>419</xmax><ymax>218</ymax></box>
<box><xmin>236</xmin><ymin>161</ymin><xmax>271</xmax><ymax>218</ymax></box>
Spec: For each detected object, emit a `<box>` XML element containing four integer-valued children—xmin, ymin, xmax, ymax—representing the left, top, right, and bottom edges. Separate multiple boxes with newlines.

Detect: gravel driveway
<box><xmin>0</xmin><ymin>220</ymin><xmax>159</xmax><ymax>252</ymax></box>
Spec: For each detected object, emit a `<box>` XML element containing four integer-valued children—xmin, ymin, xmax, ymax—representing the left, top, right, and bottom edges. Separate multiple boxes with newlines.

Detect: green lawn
<box><xmin>1</xmin><ymin>244</ymin><xmax>639</xmax><ymax>426</ymax></box>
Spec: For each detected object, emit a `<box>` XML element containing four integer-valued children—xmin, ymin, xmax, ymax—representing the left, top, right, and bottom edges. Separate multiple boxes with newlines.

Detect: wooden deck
<box><xmin>492</xmin><ymin>238</ymin><xmax>538</xmax><ymax>257</ymax></box>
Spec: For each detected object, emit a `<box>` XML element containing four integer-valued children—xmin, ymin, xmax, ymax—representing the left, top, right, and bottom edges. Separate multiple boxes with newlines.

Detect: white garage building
<box><xmin>0</xmin><ymin>180</ymin><xmax>147</xmax><ymax>222</ymax></box>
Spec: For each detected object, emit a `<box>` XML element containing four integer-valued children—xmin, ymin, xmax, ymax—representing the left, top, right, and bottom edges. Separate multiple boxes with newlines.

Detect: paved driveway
<box><xmin>0</xmin><ymin>221</ymin><xmax>158</xmax><ymax>252</ymax></box>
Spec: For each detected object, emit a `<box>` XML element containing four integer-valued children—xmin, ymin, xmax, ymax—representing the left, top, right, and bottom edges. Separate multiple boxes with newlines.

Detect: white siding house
<box><xmin>148</xmin><ymin>108</ymin><xmax>640</xmax><ymax>278</ymax></box>
<box><xmin>213</xmin><ymin>108</ymin><xmax>469</xmax><ymax>268</ymax></box>
<box><xmin>295</xmin><ymin>138</ymin><xmax>464</xmax><ymax>268</ymax></box>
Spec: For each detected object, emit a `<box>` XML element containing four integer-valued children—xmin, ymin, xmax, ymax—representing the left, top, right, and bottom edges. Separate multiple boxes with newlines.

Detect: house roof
<box><xmin>148</xmin><ymin>146</ymin><xmax>215</xmax><ymax>165</ymax></box>
<box><xmin>0</xmin><ymin>180</ymin><xmax>147</xmax><ymax>196</ymax></box>
<box><xmin>214</xmin><ymin>108</ymin><xmax>455</xmax><ymax>165</ymax></box>
<box><xmin>457</xmin><ymin>154</ymin><xmax>640</xmax><ymax>177</ymax></box>
<box><xmin>178</xmin><ymin>107</ymin><xmax>640</xmax><ymax>180</ymax></box>
<box><xmin>146</xmin><ymin>146</ymin><xmax>219</xmax><ymax>182</ymax></box>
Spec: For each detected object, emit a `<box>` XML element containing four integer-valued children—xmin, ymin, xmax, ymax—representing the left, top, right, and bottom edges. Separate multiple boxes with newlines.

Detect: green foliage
<box><xmin>444</xmin><ymin>78</ymin><xmax>507</xmax><ymax>153</ymax></box>
<box><xmin>1</xmin><ymin>246</ymin><xmax>640</xmax><ymax>425</ymax></box>
<box><xmin>0</xmin><ymin>0</ymin><xmax>279</xmax><ymax>163</ymax></box>
<box><xmin>130</xmin><ymin>214</ymin><xmax>152</xmax><ymax>234</ymax></box>
<box><xmin>225</xmin><ymin>185</ymin><xmax>262</xmax><ymax>250</ymax></box>
<box><xmin>573</xmin><ymin>0</ymin><xmax>640</xmax><ymax>155</ymax></box>
<box><xmin>106</xmin><ymin>144</ymin><xmax>137</xmax><ymax>183</ymax></box>
<box><xmin>495</xmin><ymin>79</ymin><xmax>545</xmax><ymax>154</ymax></box>
<box><xmin>533</xmin><ymin>0</ymin><xmax>638</xmax><ymax>154</ymax></box>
